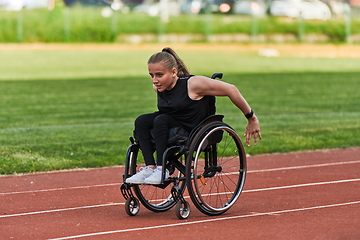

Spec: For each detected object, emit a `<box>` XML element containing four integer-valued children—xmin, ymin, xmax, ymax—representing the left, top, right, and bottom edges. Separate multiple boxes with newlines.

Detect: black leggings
<box><xmin>134</xmin><ymin>112</ymin><xmax>185</xmax><ymax>166</ymax></box>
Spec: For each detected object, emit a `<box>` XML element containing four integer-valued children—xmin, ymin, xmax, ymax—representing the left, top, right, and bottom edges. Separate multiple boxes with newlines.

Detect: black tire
<box><xmin>125</xmin><ymin>197</ymin><xmax>140</xmax><ymax>216</ymax></box>
<box><xmin>186</xmin><ymin>121</ymin><xmax>246</xmax><ymax>216</ymax></box>
<box><xmin>129</xmin><ymin>146</ymin><xmax>186</xmax><ymax>212</ymax></box>
<box><xmin>175</xmin><ymin>201</ymin><xmax>191</xmax><ymax>220</ymax></box>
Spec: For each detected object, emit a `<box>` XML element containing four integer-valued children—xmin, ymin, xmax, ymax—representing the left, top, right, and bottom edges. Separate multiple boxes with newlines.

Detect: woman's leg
<box><xmin>134</xmin><ymin>112</ymin><xmax>160</xmax><ymax>166</ymax></box>
<box><xmin>152</xmin><ymin>114</ymin><xmax>184</xmax><ymax>166</ymax></box>
<box><xmin>130</xmin><ymin>114</ymin><xmax>185</xmax><ymax>184</ymax></box>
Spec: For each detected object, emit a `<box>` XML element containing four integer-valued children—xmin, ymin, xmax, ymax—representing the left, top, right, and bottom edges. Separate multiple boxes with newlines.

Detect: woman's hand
<box><xmin>245</xmin><ymin>115</ymin><xmax>262</xmax><ymax>147</ymax></box>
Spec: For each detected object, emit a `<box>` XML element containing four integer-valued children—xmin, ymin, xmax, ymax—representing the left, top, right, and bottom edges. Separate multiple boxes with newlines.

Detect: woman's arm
<box><xmin>188</xmin><ymin>76</ymin><xmax>262</xmax><ymax>146</ymax></box>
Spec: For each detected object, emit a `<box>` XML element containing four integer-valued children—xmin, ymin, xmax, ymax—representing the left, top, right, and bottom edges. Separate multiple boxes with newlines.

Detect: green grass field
<box><xmin>1</xmin><ymin>47</ymin><xmax>360</xmax><ymax>174</ymax></box>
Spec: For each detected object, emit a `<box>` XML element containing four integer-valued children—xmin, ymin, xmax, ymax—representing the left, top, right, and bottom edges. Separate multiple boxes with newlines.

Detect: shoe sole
<box><xmin>144</xmin><ymin>177</ymin><xmax>169</xmax><ymax>185</ymax></box>
<box><xmin>143</xmin><ymin>181</ymin><xmax>161</xmax><ymax>185</ymax></box>
<box><xmin>125</xmin><ymin>179</ymin><xmax>146</xmax><ymax>184</ymax></box>
<box><xmin>125</xmin><ymin>181</ymin><xmax>144</xmax><ymax>184</ymax></box>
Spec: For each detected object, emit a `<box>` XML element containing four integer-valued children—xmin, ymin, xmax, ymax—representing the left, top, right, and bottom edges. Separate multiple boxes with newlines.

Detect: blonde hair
<box><xmin>148</xmin><ymin>47</ymin><xmax>190</xmax><ymax>77</ymax></box>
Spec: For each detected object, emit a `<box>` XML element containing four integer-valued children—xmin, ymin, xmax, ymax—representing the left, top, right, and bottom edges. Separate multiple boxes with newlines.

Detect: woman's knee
<box><xmin>134</xmin><ymin>114</ymin><xmax>146</xmax><ymax>128</ymax></box>
<box><xmin>135</xmin><ymin>113</ymin><xmax>157</xmax><ymax>129</ymax></box>
<box><xmin>153</xmin><ymin>114</ymin><xmax>171</xmax><ymax>128</ymax></box>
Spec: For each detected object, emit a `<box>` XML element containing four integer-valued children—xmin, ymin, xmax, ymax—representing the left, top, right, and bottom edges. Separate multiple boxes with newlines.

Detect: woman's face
<box><xmin>148</xmin><ymin>61</ymin><xmax>178</xmax><ymax>92</ymax></box>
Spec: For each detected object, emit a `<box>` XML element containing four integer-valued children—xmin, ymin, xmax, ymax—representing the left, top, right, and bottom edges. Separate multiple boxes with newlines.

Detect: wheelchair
<box><xmin>120</xmin><ymin>73</ymin><xmax>247</xmax><ymax>220</ymax></box>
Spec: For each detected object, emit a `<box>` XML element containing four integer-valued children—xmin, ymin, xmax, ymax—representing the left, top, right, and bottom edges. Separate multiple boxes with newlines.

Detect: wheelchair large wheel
<box><xmin>129</xmin><ymin>146</ymin><xmax>186</xmax><ymax>212</ymax></box>
<box><xmin>186</xmin><ymin>121</ymin><xmax>246</xmax><ymax>216</ymax></box>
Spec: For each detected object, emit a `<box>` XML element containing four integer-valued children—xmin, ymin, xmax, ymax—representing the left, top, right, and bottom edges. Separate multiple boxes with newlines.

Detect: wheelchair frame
<box><xmin>120</xmin><ymin>73</ymin><xmax>247</xmax><ymax>219</ymax></box>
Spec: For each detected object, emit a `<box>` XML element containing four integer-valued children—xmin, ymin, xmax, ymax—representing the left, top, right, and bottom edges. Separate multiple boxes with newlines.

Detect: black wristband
<box><xmin>245</xmin><ymin>109</ymin><xmax>254</xmax><ymax>119</ymax></box>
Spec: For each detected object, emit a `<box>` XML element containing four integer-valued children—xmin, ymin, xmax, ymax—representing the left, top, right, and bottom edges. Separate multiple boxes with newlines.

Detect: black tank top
<box><xmin>157</xmin><ymin>75</ymin><xmax>209</xmax><ymax>131</ymax></box>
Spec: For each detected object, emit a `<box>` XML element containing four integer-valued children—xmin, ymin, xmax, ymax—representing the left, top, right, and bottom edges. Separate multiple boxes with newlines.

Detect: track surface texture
<box><xmin>1</xmin><ymin>147</ymin><xmax>359</xmax><ymax>240</ymax></box>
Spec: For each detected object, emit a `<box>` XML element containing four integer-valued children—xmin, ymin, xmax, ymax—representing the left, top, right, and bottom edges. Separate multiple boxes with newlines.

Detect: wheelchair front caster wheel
<box><xmin>125</xmin><ymin>197</ymin><xmax>140</xmax><ymax>216</ymax></box>
<box><xmin>175</xmin><ymin>201</ymin><xmax>190</xmax><ymax>220</ymax></box>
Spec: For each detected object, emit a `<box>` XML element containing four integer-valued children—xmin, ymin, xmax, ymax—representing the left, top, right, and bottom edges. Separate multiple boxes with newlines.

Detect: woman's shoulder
<box><xmin>179</xmin><ymin>75</ymin><xmax>195</xmax><ymax>81</ymax></box>
<box><xmin>187</xmin><ymin>75</ymin><xmax>210</xmax><ymax>86</ymax></box>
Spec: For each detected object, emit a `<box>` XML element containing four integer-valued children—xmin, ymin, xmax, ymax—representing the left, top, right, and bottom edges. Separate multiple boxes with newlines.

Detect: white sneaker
<box><xmin>125</xmin><ymin>166</ymin><xmax>154</xmax><ymax>184</ymax></box>
<box><xmin>144</xmin><ymin>167</ymin><xmax>169</xmax><ymax>185</ymax></box>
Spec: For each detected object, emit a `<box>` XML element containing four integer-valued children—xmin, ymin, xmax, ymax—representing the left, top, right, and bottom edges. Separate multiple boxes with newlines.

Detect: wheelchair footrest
<box><xmin>171</xmin><ymin>185</ymin><xmax>185</xmax><ymax>204</ymax></box>
<box><xmin>120</xmin><ymin>183</ymin><xmax>135</xmax><ymax>200</ymax></box>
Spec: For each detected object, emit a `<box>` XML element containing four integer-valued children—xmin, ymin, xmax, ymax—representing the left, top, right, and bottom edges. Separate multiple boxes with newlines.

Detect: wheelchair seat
<box><xmin>168</xmin><ymin>114</ymin><xmax>225</xmax><ymax>146</ymax></box>
<box><xmin>166</xmin><ymin>127</ymin><xmax>189</xmax><ymax>145</ymax></box>
<box><xmin>145</xmin><ymin>115</ymin><xmax>224</xmax><ymax>147</ymax></box>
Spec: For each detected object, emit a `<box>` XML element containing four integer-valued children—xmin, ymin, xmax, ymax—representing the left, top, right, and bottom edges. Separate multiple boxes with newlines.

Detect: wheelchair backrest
<box><xmin>206</xmin><ymin>95</ymin><xmax>216</xmax><ymax>116</ymax></box>
<box><xmin>206</xmin><ymin>72</ymin><xmax>223</xmax><ymax>116</ymax></box>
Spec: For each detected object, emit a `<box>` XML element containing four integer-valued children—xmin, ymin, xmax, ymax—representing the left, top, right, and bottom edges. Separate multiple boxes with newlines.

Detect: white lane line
<box><xmin>247</xmin><ymin>159</ymin><xmax>360</xmax><ymax>173</ymax></box>
<box><xmin>2</xmin><ymin>159</ymin><xmax>360</xmax><ymax>196</ymax></box>
<box><xmin>2</xmin><ymin>177</ymin><xmax>360</xmax><ymax>219</ymax></box>
<box><xmin>242</xmin><ymin>178</ymin><xmax>360</xmax><ymax>193</ymax></box>
<box><xmin>48</xmin><ymin>200</ymin><xmax>360</xmax><ymax>240</ymax></box>
<box><xmin>0</xmin><ymin>183</ymin><xmax>120</xmax><ymax>196</ymax></box>
<box><xmin>202</xmin><ymin>178</ymin><xmax>360</xmax><ymax>197</ymax></box>
<box><xmin>0</xmin><ymin>203</ymin><xmax>124</xmax><ymax>218</ymax></box>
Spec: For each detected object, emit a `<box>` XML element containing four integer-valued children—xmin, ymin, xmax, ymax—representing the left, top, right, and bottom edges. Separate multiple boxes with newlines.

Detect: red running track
<box><xmin>1</xmin><ymin>147</ymin><xmax>360</xmax><ymax>239</ymax></box>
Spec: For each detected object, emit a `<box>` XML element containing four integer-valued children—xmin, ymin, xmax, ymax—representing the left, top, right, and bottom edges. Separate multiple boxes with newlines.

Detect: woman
<box><xmin>125</xmin><ymin>47</ymin><xmax>261</xmax><ymax>185</ymax></box>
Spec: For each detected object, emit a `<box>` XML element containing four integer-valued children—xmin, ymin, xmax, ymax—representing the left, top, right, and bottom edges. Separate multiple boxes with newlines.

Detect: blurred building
<box><xmin>63</xmin><ymin>0</ymin><xmax>117</xmax><ymax>6</ymax></box>
<box><xmin>350</xmin><ymin>0</ymin><xmax>360</xmax><ymax>6</ymax></box>
<box><xmin>0</xmin><ymin>0</ymin><xmax>54</xmax><ymax>10</ymax></box>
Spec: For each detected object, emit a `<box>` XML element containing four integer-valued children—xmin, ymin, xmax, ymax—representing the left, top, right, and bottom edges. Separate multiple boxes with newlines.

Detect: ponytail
<box><xmin>148</xmin><ymin>47</ymin><xmax>190</xmax><ymax>77</ymax></box>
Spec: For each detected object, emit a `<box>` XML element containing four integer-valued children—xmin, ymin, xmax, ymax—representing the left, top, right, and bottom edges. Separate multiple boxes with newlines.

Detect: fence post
<box><xmin>158</xmin><ymin>16</ymin><xmax>165</xmax><ymax>42</ymax></box>
<box><xmin>64</xmin><ymin>7</ymin><xmax>70</xmax><ymax>42</ymax></box>
<box><xmin>345</xmin><ymin>8</ymin><xmax>351</xmax><ymax>44</ymax></box>
<box><xmin>111</xmin><ymin>10</ymin><xmax>118</xmax><ymax>39</ymax></box>
<box><xmin>157</xmin><ymin>0</ymin><xmax>169</xmax><ymax>43</ymax></box>
<box><xmin>251</xmin><ymin>14</ymin><xmax>258</xmax><ymax>42</ymax></box>
<box><xmin>298</xmin><ymin>14</ymin><xmax>304</xmax><ymax>42</ymax></box>
<box><xmin>204</xmin><ymin>0</ymin><xmax>212</xmax><ymax>42</ymax></box>
<box><xmin>17</xmin><ymin>9</ymin><xmax>23</xmax><ymax>42</ymax></box>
